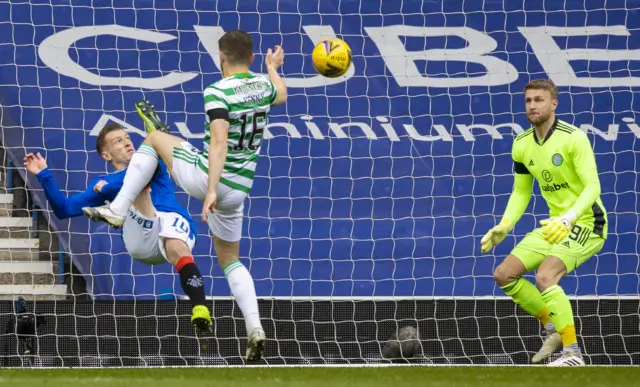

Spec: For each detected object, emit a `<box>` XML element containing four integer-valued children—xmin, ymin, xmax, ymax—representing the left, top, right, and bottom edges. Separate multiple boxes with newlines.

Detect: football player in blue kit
<box><xmin>24</xmin><ymin>115</ymin><xmax>211</xmax><ymax>333</ymax></box>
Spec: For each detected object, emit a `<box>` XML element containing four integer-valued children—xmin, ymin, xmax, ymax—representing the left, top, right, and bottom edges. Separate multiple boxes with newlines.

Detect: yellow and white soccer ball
<box><xmin>312</xmin><ymin>38</ymin><xmax>352</xmax><ymax>78</ymax></box>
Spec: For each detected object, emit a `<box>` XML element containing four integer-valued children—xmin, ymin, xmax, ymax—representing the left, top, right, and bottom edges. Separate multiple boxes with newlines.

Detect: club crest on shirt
<box><xmin>552</xmin><ymin>153</ymin><xmax>563</xmax><ymax>166</ymax></box>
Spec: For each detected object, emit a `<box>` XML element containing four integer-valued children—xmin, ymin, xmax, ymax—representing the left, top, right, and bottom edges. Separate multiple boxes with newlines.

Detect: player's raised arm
<box><xmin>480</xmin><ymin>143</ymin><xmax>534</xmax><ymax>254</ymax></box>
<box><xmin>265</xmin><ymin>45</ymin><xmax>287</xmax><ymax>106</ymax></box>
<box><xmin>24</xmin><ymin>152</ymin><xmax>112</xmax><ymax>219</ymax></box>
<box><xmin>566</xmin><ymin>131</ymin><xmax>601</xmax><ymax>220</ymax></box>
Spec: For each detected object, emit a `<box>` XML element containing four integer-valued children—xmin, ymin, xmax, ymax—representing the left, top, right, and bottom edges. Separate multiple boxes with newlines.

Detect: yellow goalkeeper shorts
<box><xmin>510</xmin><ymin>222</ymin><xmax>605</xmax><ymax>273</ymax></box>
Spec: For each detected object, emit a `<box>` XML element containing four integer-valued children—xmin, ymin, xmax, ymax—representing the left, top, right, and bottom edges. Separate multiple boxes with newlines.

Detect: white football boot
<box><xmin>532</xmin><ymin>330</ymin><xmax>562</xmax><ymax>364</ymax></box>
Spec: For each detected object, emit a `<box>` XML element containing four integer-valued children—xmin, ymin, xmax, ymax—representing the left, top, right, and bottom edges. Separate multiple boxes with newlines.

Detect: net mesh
<box><xmin>0</xmin><ymin>0</ymin><xmax>638</xmax><ymax>366</ymax></box>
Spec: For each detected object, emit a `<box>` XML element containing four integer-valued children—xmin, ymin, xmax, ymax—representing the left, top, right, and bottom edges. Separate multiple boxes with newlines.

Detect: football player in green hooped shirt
<box><xmin>481</xmin><ymin>79</ymin><xmax>607</xmax><ymax>367</ymax></box>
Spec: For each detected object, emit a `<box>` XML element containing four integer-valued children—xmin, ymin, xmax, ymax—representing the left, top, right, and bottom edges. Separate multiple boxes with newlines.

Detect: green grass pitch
<box><xmin>0</xmin><ymin>366</ymin><xmax>639</xmax><ymax>387</ymax></box>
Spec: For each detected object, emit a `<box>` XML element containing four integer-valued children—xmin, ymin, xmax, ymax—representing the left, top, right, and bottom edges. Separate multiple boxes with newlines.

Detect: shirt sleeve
<box><xmin>502</xmin><ymin>142</ymin><xmax>533</xmax><ymax>226</ymax></box>
<box><xmin>36</xmin><ymin>169</ymin><xmax>114</xmax><ymax>219</ymax></box>
<box><xmin>99</xmin><ymin>178</ymin><xmax>123</xmax><ymax>197</ymax></box>
<box><xmin>204</xmin><ymin>85</ymin><xmax>230</xmax><ymax>123</ymax></box>
<box><xmin>204</xmin><ymin>85</ymin><xmax>229</xmax><ymax>112</ymax></box>
<box><xmin>568</xmin><ymin>131</ymin><xmax>601</xmax><ymax>218</ymax></box>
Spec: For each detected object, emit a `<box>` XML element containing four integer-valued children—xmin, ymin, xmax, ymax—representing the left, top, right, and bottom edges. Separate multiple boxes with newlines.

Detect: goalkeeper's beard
<box><xmin>527</xmin><ymin>112</ymin><xmax>552</xmax><ymax>127</ymax></box>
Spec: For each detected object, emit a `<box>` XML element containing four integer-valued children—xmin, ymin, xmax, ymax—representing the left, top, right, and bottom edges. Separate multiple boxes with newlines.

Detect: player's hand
<box><xmin>23</xmin><ymin>153</ymin><xmax>47</xmax><ymax>175</ymax></box>
<box><xmin>201</xmin><ymin>191</ymin><xmax>217</xmax><ymax>223</ymax></box>
<box><xmin>540</xmin><ymin>210</ymin><xmax>578</xmax><ymax>244</ymax></box>
<box><xmin>265</xmin><ymin>45</ymin><xmax>284</xmax><ymax>71</ymax></box>
<box><xmin>540</xmin><ymin>218</ymin><xmax>571</xmax><ymax>244</ymax></box>
<box><xmin>480</xmin><ymin>219</ymin><xmax>512</xmax><ymax>254</ymax></box>
<box><xmin>93</xmin><ymin>180</ymin><xmax>108</xmax><ymax>193</ymax></box>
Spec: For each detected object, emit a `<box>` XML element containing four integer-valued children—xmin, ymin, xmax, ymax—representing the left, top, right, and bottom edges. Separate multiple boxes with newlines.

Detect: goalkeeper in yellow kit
<box><xmin>481</xmin><ymin>79</ymin><xmax>607</xmax><ymax>367</ymax></box>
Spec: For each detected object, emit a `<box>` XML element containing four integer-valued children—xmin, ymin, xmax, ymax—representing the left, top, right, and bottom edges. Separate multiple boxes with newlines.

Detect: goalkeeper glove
<box><xmin>481</xmin><ymin>218</ymin><xmax>512</xmax><ymax>254</ymax></box>
<box><xmin>540</xmin><ymin>210</ymin><xmax>578</xmax><ymax>244</ymax></box>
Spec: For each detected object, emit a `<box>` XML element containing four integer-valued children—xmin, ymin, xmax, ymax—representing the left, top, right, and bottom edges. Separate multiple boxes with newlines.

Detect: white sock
<box><xmin>224</xmin><ymin>260</ymin><xmax>262</xmax><ymax>334</ymax></box>
<box><xmin>110</xmin><ymin>144</ymin><xmax>159</xmax><ymax>217</ymax></box>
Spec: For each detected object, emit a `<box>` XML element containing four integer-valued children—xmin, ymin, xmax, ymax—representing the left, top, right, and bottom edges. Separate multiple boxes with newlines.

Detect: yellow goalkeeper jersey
<box><xmin>508</xmin><ymin>118</ymin><xmax>607</xmax><ymax>238</ymax></box>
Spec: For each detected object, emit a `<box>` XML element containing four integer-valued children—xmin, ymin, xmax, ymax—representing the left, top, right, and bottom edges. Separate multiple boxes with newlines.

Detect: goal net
<box><xmin>0</xmin><ymin>0</ymin><xmax>639</xmax><ymax>367</ymax></box>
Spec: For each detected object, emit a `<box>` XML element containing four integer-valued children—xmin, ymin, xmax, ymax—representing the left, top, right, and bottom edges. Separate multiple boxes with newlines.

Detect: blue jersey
<box><xmin>36</xmin><ymin>160</ymin><xmax>196</xmax><ymax>239</ymax></box>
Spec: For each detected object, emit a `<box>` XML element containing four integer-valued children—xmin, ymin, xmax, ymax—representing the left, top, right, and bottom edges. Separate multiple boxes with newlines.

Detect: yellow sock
<box><xmin>542</xmin><ymin>285</ymin><xmax>580</xmax><ymax>351</ymax></box>
<box><xmin>559</xmin><ymin>325</ymin><xmax>577</xmax><ymax>347</ymax></box>
<box><xmin>536</xmin><ymin>306</ymin><xmax>552</xmax><ymax>327</ymax></box>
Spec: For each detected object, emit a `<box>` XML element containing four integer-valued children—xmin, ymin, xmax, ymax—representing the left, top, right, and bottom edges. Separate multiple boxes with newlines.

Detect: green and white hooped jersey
<box><xmin>199</xmin><ymin>71</ymin><xmax>278</xmax><ymax>193</ymax></box>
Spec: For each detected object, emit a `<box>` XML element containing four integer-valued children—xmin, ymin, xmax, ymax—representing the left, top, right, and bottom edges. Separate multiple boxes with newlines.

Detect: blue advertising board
<box><xmin>1</xmin><ymin>0</ymin><xmax>639</xmax><ymax>299</ymax></box>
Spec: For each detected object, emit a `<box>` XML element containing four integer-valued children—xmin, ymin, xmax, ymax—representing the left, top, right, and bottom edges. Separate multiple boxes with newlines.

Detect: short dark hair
<box><xmin>218</xmin><ymin>30</ymin><xmax>254</xmax><ymax>66</ymax></box>
<box><xmin>524</xmin><ymin>79</ymin><xmax>558</xmax><ymax>100</ymax></box>
<box><xmin>96</xmin><ymin>123</ymin><xmax>125</xmax><ymax>154</ymax></box>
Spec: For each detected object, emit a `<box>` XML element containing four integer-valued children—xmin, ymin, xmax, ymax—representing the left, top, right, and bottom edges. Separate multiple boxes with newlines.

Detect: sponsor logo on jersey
<box><xmin>541</xmin><ymin>181</ymin><xmax>570</xmax><ymax>192</ymax></box>
<box><xmin>541</xmin><ymin>169</ymin><xmax>553</xmax><ymax>182</ymax></box>
<box><xmin>233</xmin><ymin>82</ymin><xmax>269</xmax><ymax>95</ymax></box>
<box><xmin>528</xmin><ymin>160</ymin><xmax>535</xmax><ymax>167</ymax></box>
<box><xmin>561</xmin><ymin>241</ymin><xmax>571</xmax><ymax>248</ymax></box>
<box><xmin>128</xmin><ymin>210</ymin><xmax>154</xmax><ymax>229</ymax></box>
<box><xmin>552</xmin><ymin>153</ymin><xmax>563</xmax><ymax>166</ymax></box>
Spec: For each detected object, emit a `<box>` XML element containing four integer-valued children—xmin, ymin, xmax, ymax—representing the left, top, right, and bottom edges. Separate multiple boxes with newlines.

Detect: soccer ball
<box><xmin>312</xmin><ymin>38</ymin><xmax>352</xmax><ymax>78</ymax></box>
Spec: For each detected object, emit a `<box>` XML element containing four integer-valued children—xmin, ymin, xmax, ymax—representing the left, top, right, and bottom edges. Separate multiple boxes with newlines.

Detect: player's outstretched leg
<box><xmin>214</xmin><ymin>236</ymin><xmax>265</xmax><ymax>362</ymax></box>
<box><xmin>83</xmin><ymin>101</ymin><xmax>184</xmax><ymax>228</ymax></box>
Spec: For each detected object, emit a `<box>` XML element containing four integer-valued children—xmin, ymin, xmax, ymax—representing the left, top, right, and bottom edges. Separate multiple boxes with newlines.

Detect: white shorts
<box><xmin>122</xmin><ymin>210</ymin><xmax>196</xmax><ymax>265</ymax></box>
<box><xmin>171</xmin><ymin>141</ymin><xmax>246</xmax><ymax>242</ymax></box>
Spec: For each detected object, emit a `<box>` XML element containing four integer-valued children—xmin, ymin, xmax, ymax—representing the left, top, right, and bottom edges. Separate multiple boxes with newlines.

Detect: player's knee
<box><xmin>493</xmin><ymin>265</ymin><xmax>517</xmax><ymax>287</ymax></box>
<box><xmin>163</xmin><ymin>238</ymin><xmax>191</xmax><ymax>265</ymax></box>
<box><xmin>535</xmin><ymin>270</ymin><xmax>557</xmax><ymax>291</ymax></box>
<box><xmin>144</xmin><ymin>130</ymin><xmax>163</xmax><ymax>146</ymax></box>
<box><xmin>535</xmin><ymin>257</ymin><xmax>566</xmax><ymax>291</ymax></box>
<box><xmin>213</xmin><ymin>236</ymin><xmax>239</xmax><ymax>267</ymax></box>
